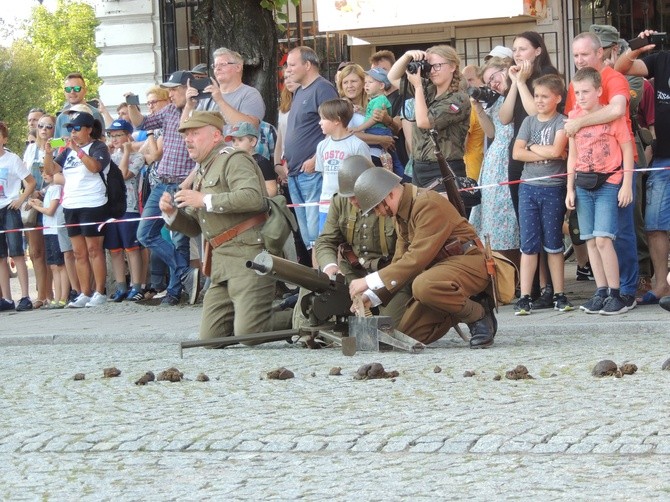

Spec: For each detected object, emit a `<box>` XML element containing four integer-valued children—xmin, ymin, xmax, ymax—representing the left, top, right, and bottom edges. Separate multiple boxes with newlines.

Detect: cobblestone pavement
<box><xmin>2</xmin><ymin>264</ymin><xmax>670</xmax><ymax>499</ymax></box>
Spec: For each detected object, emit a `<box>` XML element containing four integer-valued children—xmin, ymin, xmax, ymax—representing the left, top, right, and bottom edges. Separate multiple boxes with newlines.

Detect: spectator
<box><xmin>315</xmin><ymin>98</ymin><xmax>371</xmax><ymax>232</ymax></box>
<box><xmin>274</xmin><ymin>77</ymin><xmax>299</xmax><ymax>184</ymax></box>
<box><xmin>615</xmin><ymin>29</ymin><xmax>670</xmax><ymax>305</ymax></box>
<box><xmin>27</xmin><ymin>108</ymin><xmax>45</xmax><ymax>133</ymax></box>
<box><xmin>43</xmin><ymin>112</ymin><xmax>110</xmax><ymax>308</ymax></box>
<box><xmin>127</xmin><ymin>71</ymin><xmax>197</xmax><ymax>306</ymax></box>
<box><xmin>27</xmin><ymin>170</ymin><xmax>69</xmax><ymax>309</ymax></box>
<box><xmin>22</xmin><ymin>113</ymin><xmax>57</xmax><ymax>309</ymax></box>
<box><xmin>468</xmin><ymin>57</ymin><xmax>519</xmax><ymax>264</ymax></box>
<box><xmin>387</xmin><ymin>45</ymin><xmax>470</xmax><ymax>191</ymax></box>
<box><xmin>104</xmin><ymin>119</ymin><xmax>146</xmax><ymax>302</ymax></box>
<box><xmin>462</xmin><ymin>65</ymin><xmax>485</xmax><ymax>182</ymax></box>
<box><xmin>511</xmin><ymin>74</ymin><xmax>571</xmax><ymax>315</ymax></box>
<box><xmin>0</xmin><ymin>121</ymin><xmax>37</xmax><ymax>312</ymax></box>
<box><xmin>225</xmin><ymin>121</ymin><xmax>279</xmax><ymax>197</ymax></box>
<box><xmin>54</xmin><ymin>73</ymin><xmax>104</xmax><ymax>138</ymax></box>
<box><xmin>284</xmin><ymin>46</ymin><xmax>339</xmax><ymax>251</ymax></box>
<box><xmin>500</xmin><ymin>31</ymin><xmax>559</xmax><ymax>218</ymax></box>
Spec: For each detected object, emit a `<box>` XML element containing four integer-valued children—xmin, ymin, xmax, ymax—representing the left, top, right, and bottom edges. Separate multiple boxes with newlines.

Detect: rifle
<box><xmin>428</xmin><ymin>128</ymin><xmax>466</xmax><ymax>218</ymax></box>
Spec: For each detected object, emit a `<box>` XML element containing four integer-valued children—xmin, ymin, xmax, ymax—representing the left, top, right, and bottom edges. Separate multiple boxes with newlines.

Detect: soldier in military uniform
<box><xmin>348</xmin><ymin>167</ymin><xmax>496</xmax><ymax>348</ymax></box>
<box><xmin>159</xmin><ymin>111</ymin><xmax>289</xmax><ymax>341</ymax></box>
<box><xmin>314</xmin><ymin>155</ymin><xmax>409</xmax><ymax>327</ymax></box>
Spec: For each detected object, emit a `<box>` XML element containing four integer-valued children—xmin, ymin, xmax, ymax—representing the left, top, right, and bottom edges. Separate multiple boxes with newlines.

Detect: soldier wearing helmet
<box><xmin>314</xmin><ymin>156</ymin><xmax>409</xmax><ymax>326</ymax></box>
<box><xmin>349</xmin><ymin>167</ymin><xmax>496</xmax><ymax>348</ymax></box>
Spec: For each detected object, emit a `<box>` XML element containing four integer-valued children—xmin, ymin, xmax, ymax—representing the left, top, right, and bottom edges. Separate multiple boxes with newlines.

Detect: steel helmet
<box><xmin>338</xmin><ymin>155</ymin><xmax>375</xmax><ymax>197</ymax></box>
<box><xmin>354</xmin><ymin>167</ymin><xmax>401</xmax><ymax>214</ymax></box>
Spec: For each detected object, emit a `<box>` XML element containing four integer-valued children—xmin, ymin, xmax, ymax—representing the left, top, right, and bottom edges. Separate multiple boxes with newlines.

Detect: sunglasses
<box><xmin>66</xmin><ymin>125</ymin><xmax>85</xmax><ymax>132</ymax></box>
<box><xmin>64</xmin><ymin>86</ymin><xmax>83</xmax><ymax>93</ymax></box>
<box><xmin>38</xmin><ymin>124</ymin><xmax>54</xmax><ymax>130</ymax></box>
<box><xmin>25</xmin><ymin>140</ymin><xmax>35</xmax><ymax>146</ymax></box>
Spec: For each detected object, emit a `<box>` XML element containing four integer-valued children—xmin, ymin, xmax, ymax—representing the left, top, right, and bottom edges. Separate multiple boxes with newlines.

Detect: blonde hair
<box><xmin>146</xmin><ymin>85</ymin><xmax>169</xmax><ymax>101</ymax></box>
<box><xmin>278</xmin><ymin>85</ymin><xmax>294</xmax><ymax>114</ymax></box>
<box><xmin>426</xmin><ymin>45</ymin><xmax>462</xmax><ymax>94</ymax></box>
<box><xmin>336</xmin><ymin>63</ymin><xmax>368</xmax><ymax>110</ymax></box>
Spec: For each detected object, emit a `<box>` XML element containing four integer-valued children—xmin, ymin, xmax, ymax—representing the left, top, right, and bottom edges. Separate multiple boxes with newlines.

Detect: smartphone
<box><xmin>190</xmin><ymin>77</ymin><xmax>212</xmax><ymax>99</ymax></box>
<box><xmin>49</xmin><ymin>138</ymin><xmax>66</xmax><ymax>148</ymax></box>
<box><xmin>628</xmin><ymin>32</ymin><xmax>667</xmax><ymax>50</ymax></box>
<box><xmin>87</xmin><ymin>99</ymin><xmax>100</xmax><ymax>108</ymax></box>
<box><xmin>125</xmin><ymin>94</ymin><xmax>140</xmax><ymax>106</ymax></box>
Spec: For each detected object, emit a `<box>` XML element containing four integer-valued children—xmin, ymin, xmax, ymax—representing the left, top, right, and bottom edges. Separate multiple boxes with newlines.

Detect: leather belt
<box><xmin>430</xmin><ymin>237</ymin><xmax>483</xmax><ymax>267</ymax></box>
<box><xmin>157</xmin><ymin>175</ymin><xmax>185</xmax><ymax>184</ymax></box>
<box><xmin>209</xmin><ymin>213</ymin><xmax>268</xmax><ymax>249</ymax></box>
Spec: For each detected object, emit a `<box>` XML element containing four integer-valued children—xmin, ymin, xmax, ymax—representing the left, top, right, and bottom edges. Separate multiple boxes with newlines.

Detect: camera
<box><xmin>190</xmin><ymin>77</ymin><xmax>212</xmax><ymax>99</ymax></box>
<box><xmin>467</xmin><ymin>86</ymin><xmax>501</xmax><ymax>107</ymax></box>
<box><xmin>628</xmin><ymin>32</ymin><xmax>668</xmax><ymax>51</ymax></box>
<box><xmin>407</xmin><ymin>60</ymin><xmax>433</xmax><ymax>78</ymax></box>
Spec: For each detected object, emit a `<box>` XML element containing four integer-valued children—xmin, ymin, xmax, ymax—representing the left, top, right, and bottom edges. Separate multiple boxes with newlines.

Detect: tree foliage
<box><xmin>26</xmin><ymin>0</ymin><xmax>101</xmax><ymax>112</ymax></box>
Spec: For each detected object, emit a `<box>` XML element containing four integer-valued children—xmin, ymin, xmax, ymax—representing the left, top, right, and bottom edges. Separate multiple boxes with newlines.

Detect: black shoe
<box><xmin>532</xmin><ymin>287</ymin><xmax>554</xmax><ymax>309</ymax></box>
<box><xmin>660</xmin><ymin>296</ymin><xmax>670</xmax><ymax>312</ymax></box>
<box><xmin>16</xmin><ymin>297</ymin><xmax>33</xmax><ymax>312</ymax></box>
<box><xmin>576</xmin><ymin>263</ymin><xmax>595</xmax><ymax>281</ymax></box>
<box><xmin>160</xmin><ymin>294</ymin><xmax>180</xmax><ymax>307</ymax></box>
<box><xmin>469</xmin><ymin>293</ymin><xmax>496</xmax><ymax>349</ymax></box>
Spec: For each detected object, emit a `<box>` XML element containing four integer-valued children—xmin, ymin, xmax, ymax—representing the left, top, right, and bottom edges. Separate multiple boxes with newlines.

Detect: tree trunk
<box><xmin>194</xmin><ymin>0</ymin><xmax>279</xmax><ymax>125</ymax></box>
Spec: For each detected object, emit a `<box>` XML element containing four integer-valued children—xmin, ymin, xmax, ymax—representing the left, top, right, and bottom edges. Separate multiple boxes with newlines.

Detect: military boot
<box><xmin>467</xmin><ymin>293</ymin><xmax>496</xmax><ymax>349</ymax></box>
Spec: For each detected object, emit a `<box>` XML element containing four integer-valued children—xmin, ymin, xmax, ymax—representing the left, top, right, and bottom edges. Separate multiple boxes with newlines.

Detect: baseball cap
<box><xmin>365</xmin><ymin>67</ymin><xmax>391</xmax><ymax>90</ymax></box>
<box><xmin>178</xmin><ymin>111</ymin><xmax>224</xmax><ymax>132</ymax></box>
<box><xmin>65</xmin><ymin>103</ymin><xmax>94</xmax><ymax>115</ymax></box>
<box><xmin>64</xmin><ymin>112</ymin><xmax>95</xmax><ymax>129</ymax></box>
<box><xmin>224</xmin><ymin>121</ymin><xmax>259</xmax><ymax>142</ymax></box>
<box><xmin>337</xmin><ymin>61</ymin><xmax>353</xmax><ymax>72</ymax></box>
<box><xmin>589</xmin><ymin>24</ymin><xmax>620</xmax><ymax>48</ymax></box>
<box><xmin>485</xmin><ymin>46</ymin><xmax>514</xmax><ymax>61</ymax></box>
<box><xmin>107</xmin><ymin>119</ymin><xmax>133</xmax><ymax>133</ymax></box>
<box><xmin>161</xmin><ymin>70</ymin><xmax>194</xmax><ymax>88</ymax></box>
<box><xmin>191</xmin><ymin>63</ymin><xmax>208</xmax><ymax>75</ymax></box>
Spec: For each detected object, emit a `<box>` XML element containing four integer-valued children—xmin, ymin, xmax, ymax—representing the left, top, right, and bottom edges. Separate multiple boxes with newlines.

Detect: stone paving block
<box><xmin>592</xmin><ymin>443</ymin><xmax>622</xmax><ymax>454</ymax></box>
<box><xmin>652</xmin><ymin>441</ymin><xmax>670</xmax><ymax>454</ymax></box>
<box><xmin>566</xmin><ymin>442</ymin><xmax>595</xmax><ymax>454</ymax></box>
<box><xmin>548</xmin><ymin>435</ymin><xmax>584</xmax><ymax>444</ymax></box>
<box><xmin>208</xmin><ymin>439</ymin><xmax>241</xmax><ymax>451</ymax></box>
<box><xmin>19</xmin><ymin>442</ymin><xmax>44</xmax><ymax>452</ymax></box>
<box><xmin>532</xmin><ymin>443</ymin><xmax>569</xmax><ymax>453</ymax></box>
<box><xmin>323</xmin><ymin>442</ymin><xmax>355</xmax><ymax>452</ymax></box>
<box><xmin>262</xmin><ymin>441</ymin><xmax>296</xmax><ymax>452</ymax></box>
<box><xmin>409</xmin><ymin>441</ymin><xmax>443</xmax><ymax>453</ymax></box>
<box><xmin>381</xmin><ymin>439</ymin><xmax>412</xmax><ymax>452</ymax></box>
<box><xmin>581</xmin><ymin>435</ymin><xmax>615</xmax><ymax>444</ymax></box>
<box><xmin>89</xmin><ymin>442</ymin><xmax>119</xmax><ymax>451</ymax></box>
<box><xmin>350</xmin><ymin>440</ymin><xmax>385</xmax><ymax>453</ymax></box>
<box><xmin>142</xmin><ymin>440</ymin><xmax>171</xmax><ymax>451</ymax></box>
<box><xmin>234</xmin><ymin>440</ymin><xmax>265</xmax><ymax>452</ymax></box>
<box><xmin>164</xmin><ymin>440</ymin><xmax>193</xmax><ymax>451</ymax></box>
<box><xmin>619</xmin><ymin>444</ymin><xmax>654</xmax><ymax>454</ymax></box>
<box><xmin>63</xmin><ymin>441</ymin><xmax>94</xmax><ymax>452</ymax></box>
<box><xmin>185</xmin><ymin>441</ymin><xmax>212</xmax><ymax>451</ymax></box>
<box><xmin>293</xmin><ymin>440</ymin><xmax>326</xmax><ymax>452</ymax></box>
<box><xmin>469</xmin><ymin>435</ymin><xmax>506</xmax><ymax>453</ymax></box>
<box><xmin>439</xmin><ymin>441</ymin><xmax>474</xmax><ymax>454</ymax></box>
<box><xmin>498</xmin><ymin>441</ymin><xmax>535</xmax><ymax>453</ymax></box>
<box><xmin>612</xmin><ymin>435</ymin><xmax>645</xmax><ymax>445</ymax></box>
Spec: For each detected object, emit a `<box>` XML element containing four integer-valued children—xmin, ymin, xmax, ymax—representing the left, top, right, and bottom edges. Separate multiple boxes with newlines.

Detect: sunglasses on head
<box><xmin>38</xmin><ymin>124</ymin><xmax>54</xmax><ymax>130</ymax></box>
<box><xmin>66</xmin><ymin>125</ymin><xmax>85</xmax><ymax>132</ymax></box>
<box><xmin>64</xmin><ymin>86</ymin><xmax>83</xmax><ymax>93</ymax></box>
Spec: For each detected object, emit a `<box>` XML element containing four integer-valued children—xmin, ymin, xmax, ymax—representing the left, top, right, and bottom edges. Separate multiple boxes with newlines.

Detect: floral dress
<box><xmin>468</xmin><ymin>96</ymin><xmax>519</xmax><ymax>250</ymax></box>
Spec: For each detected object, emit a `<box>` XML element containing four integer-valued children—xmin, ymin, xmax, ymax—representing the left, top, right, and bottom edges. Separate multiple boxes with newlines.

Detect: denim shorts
<box><xmin>519</xmin><ymin>184</ymin><xmax>566</xmax><ymax>254</ymax></box>
<box><xmin>103</xmin><ymin>212</ymin><xmax>141</xmax><ymax>251</ymax></box>
<box><xmin>575</xmin><ymin>182</ymin><xmax>619</xmax><ymax>240</ymax></box>
<box><xmin>0</xmin><ymin>206</ymin><xmax>25</xmax><ymax>258</ymax></box>
<box><xmin>45</xmin><ymin>234</ymin><xmax>64</xmax><ymax>266</ymax></box>
<box><xmin>645</xmin><ymin>158</ymin><xmax>670</xmax><ymax>231</ymax></box>
<box><xmin>63</xmin><ymin>205</ymin><xmax>108</xmax><ymax>238</ymax></box>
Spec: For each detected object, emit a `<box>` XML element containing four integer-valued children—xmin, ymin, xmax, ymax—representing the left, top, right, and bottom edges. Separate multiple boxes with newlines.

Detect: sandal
<box><xmin>637</xmin><ymin>291</ymin><xmax>660</xmax><ymax>305</ymax></box>
<box><xmin>33</xmin><ymin>299</ymin><xmax>47</xmax><ymax>309</ymax></box>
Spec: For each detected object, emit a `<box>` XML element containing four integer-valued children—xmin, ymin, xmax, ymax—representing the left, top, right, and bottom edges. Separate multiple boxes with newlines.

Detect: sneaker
<box><xmin>126</xmin><ymin>287</ymin><xmax>144</xmax><ymax>301</ymax></box>
<box><xmin>142</xmin><ymin>287</ymin><xmax>158</xmax><ymax>300</ymax></box>
<box><xmin>68</xmin><ymin>293</ymin><xmax>91</xmax><ymax>309</ymax></box>
<box><xmin>110</xmin><ymin>289</ymin><xmax>127</xmax><ymax>303</ymax></box>
<box><xmin>160</xmin><ymin>293</ymin><xmax>180</xmax><ymax>307</ymax></box>
<box><xmin>85</xmin><ymin>292</ymin><xmax>107</xmax><ymax>307</ymax></box>
<box><xmin>600</xmin><ymin>295</ymin><xmax>628</xmax><ymax>315</ymax></box>
<box><xmin>514</xmin><ymin>295</ymin><xmax>533</xmax><ymax>316</ymax></box>
<box><xmin>68</xmin><ymin>289</ymin><xmax>79</xmax><ymax>303</ymax></box>
<box><xmin>531</xmin><ymin>287</ymin><xmax>554</xmax><ymax>310</ymax></box>
<box><xmin>580</xmin><ymin>294</ymin><xmax>605</xmax><ymax>314</ymax></box>
<box><xmin>621</xmin><ymin>294</ymin><xmax>637</xmax><ymax>311</ymax></box>
<box><xmin>576</xmin><ymin>263</ymin><xmax>595</xmax><ymax>281</ymax></box>
<box><xmin>15</xmin><ymin>297</ymin><xmax>33</xmax><ymax>312</ymax></box>
<box><xmin>553</xmin><ymin>293</ymin><xmax>574</xmax><ymax>312</ymax></box>
<box><xmin>0</xmin><ymin>298</ymin><xmax>16</xmax><ymax>311</ymax></box>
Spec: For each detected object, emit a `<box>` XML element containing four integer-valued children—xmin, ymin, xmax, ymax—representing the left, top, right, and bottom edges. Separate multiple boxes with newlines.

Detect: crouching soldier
<box><xmin>348</xmin><ymin>167</ymin><xmax>496</xmax><ymax>348</ymax></box>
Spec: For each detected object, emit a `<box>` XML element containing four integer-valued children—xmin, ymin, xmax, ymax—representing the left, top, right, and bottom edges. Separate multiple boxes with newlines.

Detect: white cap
<box><xmin>485</xmin><ymin>46</ymin><xmax>514</xmax><ymax>61</ymax></box>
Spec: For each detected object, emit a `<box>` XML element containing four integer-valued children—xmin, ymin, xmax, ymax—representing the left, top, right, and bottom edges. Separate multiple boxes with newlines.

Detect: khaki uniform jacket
<box><xmin>375</xmin><ymin>184</ymin><xmax>484</xmax><ymax>304</ymax></box>
<box><xmin>168</xmin><ymin>144</ymin><xmax>268</xmax><ymax>283</ymax></box>
<box><xmin>314</xmin><ymin>194</ymin><xmax>396</xmax><ymax>283</ymax></box>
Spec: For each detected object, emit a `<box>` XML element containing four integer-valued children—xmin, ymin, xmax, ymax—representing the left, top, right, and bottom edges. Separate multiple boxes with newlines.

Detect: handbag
<box><xmin>574</xmin><ymin>171</ymin><xmax>613</xmax><ymax>190</ymax></box>
<box><xmin>491</xmin><ymin>251</ymin><xmax>518</xmax><ymax>305</ymax></box>
<box><xmin>456</xmin><ymin>176</ymin><xmax>481</xmax><ymax>208</ymax></box>
<box><xmin>21</xmin><ymin>203</ymin><xmax>39</xmax><ymax>227</ymax></box>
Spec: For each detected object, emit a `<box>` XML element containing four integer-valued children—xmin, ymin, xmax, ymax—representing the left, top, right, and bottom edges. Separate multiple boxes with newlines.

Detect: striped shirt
<box><xmin>141</xmin><ymin>104</ymin><xmax>195</xmax><ymax>180</ymax></box>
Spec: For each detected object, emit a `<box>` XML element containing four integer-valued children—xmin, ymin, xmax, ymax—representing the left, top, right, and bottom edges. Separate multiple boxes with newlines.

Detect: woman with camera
<box><xmin>387</xmin><ymin>45</ymin><xmax>470</xmax><ymax>190</ymax></box>
<box><xmin>468</xmin><ymin>57</ymin><xmax>520</xmax><ymax>263</ymax></box>
<box><xmin>43</xmin><ymin>112</ymin><xmax>110</xmax><ymax>308</ymax></box>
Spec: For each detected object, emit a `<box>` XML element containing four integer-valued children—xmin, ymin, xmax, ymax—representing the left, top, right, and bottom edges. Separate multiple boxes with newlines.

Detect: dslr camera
<box><xmin>407</xmin><ymin>60</ymin><xmax>433</xmax><ymax>78</ymax></box>
<box><xmin>467</xmin><ymin>86</ymin><xmax>501</xmax><ymax>108</ymax></box>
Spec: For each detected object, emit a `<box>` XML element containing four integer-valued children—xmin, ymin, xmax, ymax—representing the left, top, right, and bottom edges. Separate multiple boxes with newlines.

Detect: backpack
<box><xmin>254</xmin><ymin>121</ymin><xmax>277</xmax><ymax>161</ymax></box>
<box><xmin>99</xmin><ymin>160</ymin><xmax>127</xmax><ymax>219</ymax></box>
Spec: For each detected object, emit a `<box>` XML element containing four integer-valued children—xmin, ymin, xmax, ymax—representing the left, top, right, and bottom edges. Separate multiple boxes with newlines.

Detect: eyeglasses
<box><xmin>430</xmin><ymin>62</ymin><xmax>446</xmax><ymax>72</ymax></box>
<box><xmin>108</xmin><ymin>133</ymin><xmax>127</xmax><ymax>139</ymax></box>
<box><xmin>66</xmin><ymin>125</ymin><xmax>85</xmax><ymax>132</ymax></box>
<box><xmin>146</xmin><ymin>99</ymin><xmax>166</xmax><ymax>106</ymax></box>
<box><xmin>37</xmin><ymin>124</ymin><xmax>54</xmax><ymax>130</ymax></box>
<box><xmin>486</xmin><ymin>69</ymin><xmax>505</xmax><ymax>86</ymax></box>
<box><xmin>211</xmin><ymin>62</ymin><xmax>238</xmax><ymax>70</ymax></box>
<box><xmin>64</xmin><ymin>86</ymin><xmax>83</xmax><ymax>93</ymax></box>
<box><xmin>25</xmin><ymin>140</ymin><xmax>35</xmax><ymax>146</ymax></box>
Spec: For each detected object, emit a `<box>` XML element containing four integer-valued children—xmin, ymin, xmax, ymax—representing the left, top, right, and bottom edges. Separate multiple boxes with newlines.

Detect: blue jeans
<box><xmin>645</xmin><ymin>158</ymin><xmax>670</xmax><ymax>231</ymax></box>
<box><xmin>575</xmin><ymin>182</ymin><xmax>620</xmax><ymax>240</ymax></box>
<box><xmin>614</xmin><ymin>172</ymin><xmax>638</xmax><ymax>296</ymax></box>
<box><xmin>137</xmin><ymin>182</ymin><xmax>189</xmax><ymax>297</ymax></box>
<box><xmin>288</xmin><ymin>172</ymin><xmax>322</xmax><ymax>249</ymax></box>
